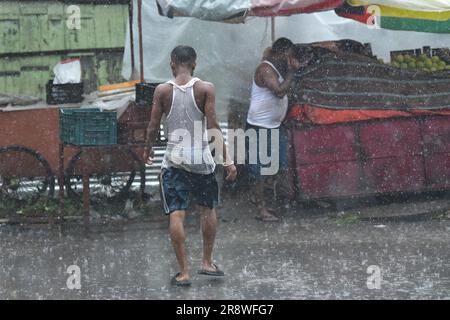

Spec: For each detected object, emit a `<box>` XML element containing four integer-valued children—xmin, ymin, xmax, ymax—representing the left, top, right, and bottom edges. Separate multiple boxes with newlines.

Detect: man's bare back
<box><xmin>155</xmin><ymin>79</ymin><xmax>215</xmax><ymax>116</ymax></box>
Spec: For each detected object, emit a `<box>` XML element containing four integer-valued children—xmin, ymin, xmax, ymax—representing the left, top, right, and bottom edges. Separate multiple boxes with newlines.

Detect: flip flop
<box><xmin>255</xmin><ymin>214</ymin><xmax>279</xmax><ymax>222</ymax></box>
<box><xmin>197</xmin><ymin>263</ymin><xmax>225</xmax><ymax>277</ymax></box>
<box><xmin>170</xmin><ymin>272</ymin><xmax>192</xmax><ymax>287</ymax></box>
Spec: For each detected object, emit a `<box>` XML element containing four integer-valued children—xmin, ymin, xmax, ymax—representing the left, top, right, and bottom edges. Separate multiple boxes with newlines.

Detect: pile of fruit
<box><xmin>390</xmin><ymin>54</ymin><xmax>450</xmax><ymax>72</ymax></box>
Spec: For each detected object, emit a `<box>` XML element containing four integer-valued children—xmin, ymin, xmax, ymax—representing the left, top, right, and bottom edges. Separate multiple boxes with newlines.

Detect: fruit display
<box><xmin>435</xmin><ymin>48</ymin><xmax>450</xmax><ymax>64</ymax></box>
<box><xmin>389</xmin><ymin>53</ymin><xmax>450</xmax><ymax>72</ymax></box>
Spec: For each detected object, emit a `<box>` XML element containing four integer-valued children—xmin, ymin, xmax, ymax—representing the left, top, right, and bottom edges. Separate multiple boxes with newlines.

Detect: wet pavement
<box><xmin>0</xmin><ymin>195</ymin><xmax>449</xmax><ymax>300</ymax></box>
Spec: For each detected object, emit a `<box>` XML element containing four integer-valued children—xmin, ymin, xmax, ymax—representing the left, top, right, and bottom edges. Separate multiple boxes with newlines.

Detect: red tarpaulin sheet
<box><xmin>287</xmin><ymin>104</ymin><xmax>450</xmax><ymax>125</ymax></box>
<box><xmin>156</xmin><ymin>0</ymin><xmax>344</xmax><ymax>21</ymax></box>
<box><xmin>250</xmin><ymin>0</ymin><xmax>344</xmax><ymax>17</ymax></box>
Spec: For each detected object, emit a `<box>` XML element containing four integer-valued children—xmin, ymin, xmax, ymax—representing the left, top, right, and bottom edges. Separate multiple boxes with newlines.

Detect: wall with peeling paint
<box><xmin>0</xmin><ymin>1</ymin><xmax>129</xmax><ymax>99</ymax></box>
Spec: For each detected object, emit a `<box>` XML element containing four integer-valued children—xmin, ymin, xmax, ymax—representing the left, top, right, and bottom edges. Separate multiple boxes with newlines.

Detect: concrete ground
<box><xmin>0</xmin><ymin>192</ymin><xmax>449</xmax><ymax>300</ymax></box>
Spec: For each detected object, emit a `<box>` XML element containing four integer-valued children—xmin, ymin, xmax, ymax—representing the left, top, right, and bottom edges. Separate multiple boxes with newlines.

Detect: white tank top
<box><xmin>246</xmin><ymin>60</ymin><xmax>288</xmax><ymax>129</ymax></box>
<box><xmin>161</xmin><ymin>77</ymin><xmax>216</xmax><ymax>175</ymax></box>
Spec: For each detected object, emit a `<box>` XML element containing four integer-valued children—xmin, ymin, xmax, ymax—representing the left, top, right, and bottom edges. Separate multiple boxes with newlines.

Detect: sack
<box><xmin>53</xmin><ymin>58</ymin><xmax>81</xmax><ymax>84</ymax></box>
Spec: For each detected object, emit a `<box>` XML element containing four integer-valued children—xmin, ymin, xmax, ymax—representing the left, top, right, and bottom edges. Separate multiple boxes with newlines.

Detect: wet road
<box><xmin>0</xmin><ymin>197</ymin><xmax>449</xmax><ymax>299</ymax></box>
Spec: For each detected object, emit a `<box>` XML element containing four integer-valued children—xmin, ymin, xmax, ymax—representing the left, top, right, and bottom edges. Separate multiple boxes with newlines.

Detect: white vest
<box><xmin>162</xmin><ymin>77</ymin><xmax>216</xmax><ymax>175</ymax></box>
<box><xmin>246</xmin><ymin>60</ymin><xmax>288</xmax><ymax>129</ymax></box>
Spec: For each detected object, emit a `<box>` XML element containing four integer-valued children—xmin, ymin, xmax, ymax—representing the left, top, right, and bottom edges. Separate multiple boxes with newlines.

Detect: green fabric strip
<box><xmin>381</xmin><ymin>16</ymin><xmax>450</xmax><ymax>33</ymax></box>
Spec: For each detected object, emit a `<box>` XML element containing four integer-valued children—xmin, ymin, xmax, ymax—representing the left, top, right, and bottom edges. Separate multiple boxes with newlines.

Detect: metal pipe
<box><xmin>271</xmin><ymin>17</ymin><xmax>275</xmax><ymax>43</ymax></box>
<box><xmin>129</xmin><ymin>0</ymin><xmax>135</xmax><ymax>74</ymax></box>
<box><xmin>58</xmin><ymin>142</ymin><xmax>65</xmax><ymax>224</ymax></box>
<box><xmin>137</xmin><ymin>0</ymin><xmax>144</xmax><ymax>82</ymax></box>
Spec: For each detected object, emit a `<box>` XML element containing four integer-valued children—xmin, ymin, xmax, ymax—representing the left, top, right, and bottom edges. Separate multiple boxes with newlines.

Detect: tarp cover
<box><xmin>251</xmin><ymin>0</ymin><xmax>343</xmax><ymax>16</ymax></box>
<box><xmin>156</xmin><ymin>0</ymin><xmax>343</xmax><ymax>21</ymax></box>
<box><xmin>336</xmin><ymin>2</ymin><xmax>450</xmax><ymax>33</ymax></box>
<box><xmin>125</xmin><ymin>0</ymin><xmax>272</xmax><ymax>115</ymax></box>
<box><xmin>287</xmin><ymin>103</ymin><xmax>450</xmax><ymax>125</ymax></box>
<box><xmin>122</xmin><ymin>1</ymin><xmax>450</xmax><ymax>116</ymax></box>
<box><xmin>292</xmin><ymin>46</ymin><xmax>450</xmax><ymax>111</ymax></box>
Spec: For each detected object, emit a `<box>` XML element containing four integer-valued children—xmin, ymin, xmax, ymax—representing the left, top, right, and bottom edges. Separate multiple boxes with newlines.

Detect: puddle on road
<box><xmin>0</xmin><ymin>216</ymin><xmax>449</xmax><ymax>299</ymax></box>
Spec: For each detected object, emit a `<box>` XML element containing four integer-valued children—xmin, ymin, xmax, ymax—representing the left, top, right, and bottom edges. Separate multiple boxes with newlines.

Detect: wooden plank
<box><xmin>0</xmin><ymin>56</ymin><xmax>20</xmax><ymax>72</ymax></box>
<box><xmin>19</xmin><ymin>14</ymin><xmax>43</xmax><ymax>52</ymax></box>
<box><xmin>0</xmin><ymin>18</ymin><xmax>20</xmax><ymax>54</ymax></box>
<box><xmin>0</xmin><ymin>2</ymin><xmax>21</xmax><ymax>19</ymax></box>
<box><xmin>18</xmin><ymin>2</ymin><xmax>49</xmax><ymax>52</ymax></box>
<box><xmin>23</xmin><ymin>73</ymin><xmax>44</xmax><ymax>97</ymax></box>
<box><xmin>20</xmin><ymin>2</ymin><xmax>48</xmax><ymax>15</ymax></box>
<box><xmin>47</xmin><ymin>2</ymin><xmax>64</xmax><ymax>17</ymax></box>
<box><xmin>0</xmin><ymin>59</ymin><xmax>5</xmax><ymax>94</ymax></box>
<box><xmin>99</xmin><ymin>80</ymin><xmax>140</xmax><ymax>92</ymax></box>
<box><xmin>1</xmin><ymin>55</ymin><xmax>58</xmax><ymax>98</ymax></box>
<box><xmin>78</xmin><ymin>3</ymin><xmax>94</xmax><ymax>18</ymax></box>
<box><xmin>93</xmin><ymin>5</ymin><xmax>112</xmax><ymax>48</ymax></box>
<box><xmin>45</xmin><ymin>3</ymin><xmax>65</xmax><ymax>51</ymax></box>
<box><xmin>109</xmin><ymin>5</ymin><xmax>127</xmax><ymax>48</ymax></box>
<box><xmin>65</xmin><ymin>11</ymin><xmax>96</xmax><ymax>50</ymax></box>
<box><xmin>2</xmin><ymin>2</ymin><xmax>128</xmax><ymax>55</ymax></box>
<box><xmin>1</xmin><ymin>57</ymin><xmax>22</xmax><ymax>96</ymax></box>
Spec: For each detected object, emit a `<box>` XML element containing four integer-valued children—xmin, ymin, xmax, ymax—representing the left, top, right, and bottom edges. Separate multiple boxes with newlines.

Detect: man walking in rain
<box><xmin>144</xmin><ymin>45</ymin><xmax>237</xmax><ymax>286</ymax></box>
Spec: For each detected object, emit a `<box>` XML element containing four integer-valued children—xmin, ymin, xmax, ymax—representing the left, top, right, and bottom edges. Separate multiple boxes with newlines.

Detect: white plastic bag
<box><xmin>53</xmin><ymin>58</ymin><xmax>81</xmax><ymax>84</ymax></box>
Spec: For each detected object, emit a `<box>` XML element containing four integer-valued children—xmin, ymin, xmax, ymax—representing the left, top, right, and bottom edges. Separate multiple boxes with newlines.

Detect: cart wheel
<box><xmin>64</xmin><ymin>150</ymin><xmax>140</xmax><ymax>200</ymax></box>
<box><xmin>0</xmin><ymin>145</ymin><xmax>55</xmax><ymax>204</ymax></box>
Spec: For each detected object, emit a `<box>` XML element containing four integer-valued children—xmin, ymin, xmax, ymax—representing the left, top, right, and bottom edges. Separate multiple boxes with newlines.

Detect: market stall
<box><xmin>151</xmin><ymin>0</ymin><xmax>450</xmax><ymax>201</ymax></box>
<box><xmin>286</xmin><ymin>42</ymin><xmax>450</xmax><ymax>199</ymax></box>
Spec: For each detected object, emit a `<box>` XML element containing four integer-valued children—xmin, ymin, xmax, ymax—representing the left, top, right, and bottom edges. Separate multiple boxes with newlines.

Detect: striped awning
<box><xmin>336</xmin><ymin>1</ymin><xmax>450</xmax><ymax>33</ymax></box>
<box><xmin>346</xmin><ymin>0</ymin><xmax>450</xmax><ymax>12</ymax></box>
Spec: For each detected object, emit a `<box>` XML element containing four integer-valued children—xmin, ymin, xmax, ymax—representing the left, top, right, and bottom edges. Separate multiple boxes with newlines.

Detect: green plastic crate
<box><xmin>59</xmin><ymin>108</ymin><xmax>117</xmax><ymax>145</ymax></box>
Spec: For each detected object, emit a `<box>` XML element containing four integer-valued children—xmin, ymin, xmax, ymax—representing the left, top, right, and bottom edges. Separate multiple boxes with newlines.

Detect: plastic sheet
<box><xmin>52</xmin><ymin>58</ymin><xmax>81</xmax><ymax>85</ymax></box>
<box><xmin>122</xmin><ymin>1</ymin><xmax>450</xmax><ymax>116</ymax></box>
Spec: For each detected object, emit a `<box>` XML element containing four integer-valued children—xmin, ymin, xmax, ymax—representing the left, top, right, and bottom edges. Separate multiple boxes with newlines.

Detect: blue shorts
<box><xmin>245</xmin><ymin>123</ymin><xmax>289</xmax><ymax>182</ymax></box>
<box><xmin>159</xmin><ymin>167</ymin><xmax>219</xmax><ymax>215</ymax></box>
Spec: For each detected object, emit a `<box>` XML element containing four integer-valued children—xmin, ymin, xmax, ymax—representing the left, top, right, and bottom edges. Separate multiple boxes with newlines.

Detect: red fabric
<box><xmin>286</xmin><ymin>104</ymin><xmax>450</xmax><ymax>125</ymax></box>
<box><xmin>250</xmin><ymin>0</ymin><xmax>343</xmax><ymax>17</ymax></box>
<box><xmin>335</xmin><ymin>8</ymin><xmax>370</xmax><ymax>24</ymax></box>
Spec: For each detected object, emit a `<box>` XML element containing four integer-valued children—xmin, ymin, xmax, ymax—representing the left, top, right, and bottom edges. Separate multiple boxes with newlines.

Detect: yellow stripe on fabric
<box><xmin>347</xmin><ymin>0</ymin><xmax>450</xmax><ymax>12</ymax></box>
<box><xmin>380</xmin><ymin>6</ymin><xmax>450</xmax><ymax>21</ymax></box>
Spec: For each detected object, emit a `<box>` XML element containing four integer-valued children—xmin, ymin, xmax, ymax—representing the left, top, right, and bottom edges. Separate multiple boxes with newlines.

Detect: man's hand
<box><xmin>288</xmin><ymin>55</ymin><xmax>301</xmax><ymax>72</ymax></box>
<box><xmin>143</xmin><ymin>147</ymin><xmax>155</xmax><ymax>166</ymax></box>
<box><xmin>225</xmin><ymin>164</ymin><xmax>237</xmax><ymax>181</ymax></box>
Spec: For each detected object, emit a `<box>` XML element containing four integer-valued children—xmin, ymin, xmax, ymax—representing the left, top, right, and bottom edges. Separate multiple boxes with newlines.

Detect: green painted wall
<box><xmin>0</xmin><ymin>1</ymin><xmax>129</xmax><ymax>98</ymax></box>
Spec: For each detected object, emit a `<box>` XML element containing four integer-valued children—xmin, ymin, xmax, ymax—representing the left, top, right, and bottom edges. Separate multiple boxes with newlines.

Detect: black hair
<box><xmin>290</xmin><ymin>44</ymin><xmax>314</xmax><ymax>63</ymax></box>
<box><xmin>336</xmin><ymin>39</ymin><xmax>367</xmax><ymax>55</ymax></box>
<box><xmin>171</xmin><ymin>45</ymin><xmax>197</xmax><ymax>65</ymax></box>
<box><xmin>272</xmin><ymin>37</ymin><xmax>294</xmax><ymax>55</ymax></box>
